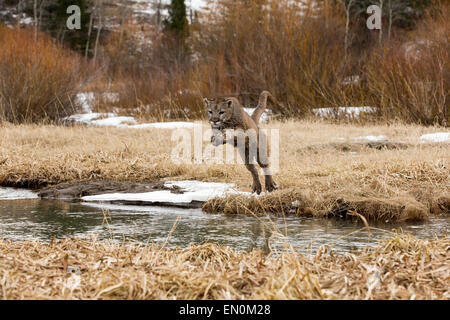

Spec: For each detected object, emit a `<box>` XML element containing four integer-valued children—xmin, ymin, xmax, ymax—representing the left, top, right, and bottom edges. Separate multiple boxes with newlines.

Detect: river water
<box><xmin>0</xmin><ymin>196</ymin><xmax>448</xmax><ymax>254</ymax></box>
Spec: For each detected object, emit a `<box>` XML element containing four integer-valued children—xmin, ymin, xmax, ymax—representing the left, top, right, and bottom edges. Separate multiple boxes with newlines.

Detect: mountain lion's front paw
<box><xmin>211</xmin><ymin>129</ymin><xmax>225</xmax><ymax>146</ymax></box>
<box><xmin>265</xmin><ymin>180</ymin><xmax>278</xmax><ymax>192</ymax></box>
<box><xmin>252</xmin><ymin>181</ymin><xmax>262</xmax><ymax>195</ymax></box>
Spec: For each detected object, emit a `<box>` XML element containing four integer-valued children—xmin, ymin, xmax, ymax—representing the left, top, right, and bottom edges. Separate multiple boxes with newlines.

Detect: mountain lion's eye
<box><xmin>208</xmin><ymin>110</ymin><xmax>212</xmax><ymax>114</ymax></box>
<box><xmin>219</xmin><ymin>111</ymin><xmax>225</xmax><ymax>115</ymax></box>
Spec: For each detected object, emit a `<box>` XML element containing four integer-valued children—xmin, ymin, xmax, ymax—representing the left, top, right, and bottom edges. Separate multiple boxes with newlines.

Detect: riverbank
<box><xmin>0</xmin><ymin>121</ymin><xmax>448</xmax><ymax>221</ymax></box>
<box><xmin>0</xmin><ymin>233</ymin><xmax>448</xmax><ymax>299</ymax></box>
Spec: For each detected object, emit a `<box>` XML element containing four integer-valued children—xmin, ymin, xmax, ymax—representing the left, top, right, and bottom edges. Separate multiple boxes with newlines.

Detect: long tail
<box><xmin>251</xmin><ymin>91</ymin><xmax>284</xmax><ymax>124</ymax></box>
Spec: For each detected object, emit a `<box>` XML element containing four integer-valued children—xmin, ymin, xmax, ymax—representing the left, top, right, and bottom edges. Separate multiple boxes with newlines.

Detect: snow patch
<box><xmin>67</xmin><ymin>91</ymin><xmax>202</xmax><ymax>129</ymax></box>
<box><xmin>352</xmin><ymin>135</ymin><xmax>388</xmax><ymax>142</ymax></box>
<box><xmin>64</xmin><ymin>112</ymin><xmax>115</xmax><ymax>125</ymax></box>
<box><xmin>420</xmin><ymin>132</ymin><xmax>450</xmax><ymax>143</ymax></box>
<box><xmin>244</xmin><ymin>108</ymin><xmax>271</xmax><ymax>123</ymax></box>
<box><xmin>312</xmin><ymin>107</ymin><xmax>377</xmax><ymax>118</ymax></box>
<box><xmin>75</xmin><ymin>92</ymin><xmax>96</xmax><ymax>113</ymax></box>
<box><xmin>0</xmin><ymin>188</ymin><xmax>38</xmax><ymax>200</ymax></box>
<box><xmin>82</xmin><ymin>180</ymin><xmax>252</xmax><ymax>205</ymax></box>
<box><xmin>128</xmin><ymin>121</ymin><xmax>201</xmax><ymax>129</ymax></box>
<box><xmin>66</xmin><ymin>111</ymin><xmax>201</xmax><ymax>130</ymax></box>
<box><xmin>91</xmin><ymin>116</ymin><xmax>137</xmax><ymax>127</ymax></box>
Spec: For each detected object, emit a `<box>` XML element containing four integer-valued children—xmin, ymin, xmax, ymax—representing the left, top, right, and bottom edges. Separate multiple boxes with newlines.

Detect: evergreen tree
<box><xmin>44</xmin><ymin>0</ymin><xmax>92</xmax><ymax>53</ymax></box>
<box><xmin>338</xmin><ymin>0</ymin><xmax>434</xmax><ymax>30</ymax></box>
<box><xmin>163</xmin><ymin>0</ymin><xmax>189</xmax><ymax>41</ymax></box>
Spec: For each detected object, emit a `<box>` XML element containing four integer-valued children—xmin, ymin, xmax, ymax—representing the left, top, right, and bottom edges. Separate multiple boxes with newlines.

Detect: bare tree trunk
<box><xmin>93</xmin><ymin>1</ymin><xmax>103</xmax><ymax>65</ymax></box>
<box><xmin>33</xmin><ymin>0</ymin><xmax>38</xmax><ymax>40</ymax></box>
<box><xmin>342</xmin><ymin>0</ymin><xmax>354</xmax><ymax>62</ymax></box>
<box><xmin>16</xmin><ymin>0</ymin><xmax>24</xmax><ymax>28</ymax></box>
<box><xmin>379</xmin><ymin>0</ymin><xmax>384</xmax><ymax>46</ymax></box>
<box><xmin>118</xmin><ymin>0</ymin><xmax>131</xmax><ymax>49</ymax></box>
<box><xmin>85</xmin><ymin>8</ymin><xmax>94</xmax><ymax>59</ymax></box>
<box><xmin>156</xmin><ymin>0</ymin><xmax>162</xmax><ymax>28</ymax></box>
<box><xmin>38</xmin><ymin>0</ymin><xmax>46</xmax><ymax>35</ymax></box>
<box><xmin>387</xmin><ymin>0</ymin><xmax>392</xmax><ymax>40</ymax></box>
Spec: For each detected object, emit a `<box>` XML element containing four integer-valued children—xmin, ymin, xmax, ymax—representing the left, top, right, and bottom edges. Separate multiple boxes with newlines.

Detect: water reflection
<box><xmin>0</xmin><ymin>199</ymin><xmax>448</xmax><ymax>254</ymax></box>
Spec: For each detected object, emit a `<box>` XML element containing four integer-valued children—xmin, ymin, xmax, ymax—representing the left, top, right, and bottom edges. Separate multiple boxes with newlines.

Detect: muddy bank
<box><xmin>38</xmin><ymin>180</ymin><xmax>168</xmax><ymax>200</ymax></box>
<box><xmin>32</xmin><ymin>180</ymin><xmax>450</xmax><ymax>220</ymax></box>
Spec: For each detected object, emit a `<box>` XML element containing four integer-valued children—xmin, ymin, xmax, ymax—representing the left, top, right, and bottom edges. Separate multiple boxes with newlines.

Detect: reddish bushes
<box><xmin>0</xmin><ymin>26</ymin><xmax>85</xmax><ymax>123</ymax></box>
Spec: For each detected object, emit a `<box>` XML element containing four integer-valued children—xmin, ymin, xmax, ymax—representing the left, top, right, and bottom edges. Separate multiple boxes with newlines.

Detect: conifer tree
<box><xmin>44</xmin><ymin>0</ymin><xmax>91</xmax><ymax>53</ymax></box>
<box><xmin>163</xmin><ymin>0</ymin><xmax>189</xmax><ymax>42</ymax></box>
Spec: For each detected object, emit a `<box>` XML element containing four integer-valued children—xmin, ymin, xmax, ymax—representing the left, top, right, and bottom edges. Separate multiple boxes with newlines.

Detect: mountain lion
<box><xmin>204</xmin><ymin>91</ymin><xmax>281</xmax><ymax>194</ymax></box>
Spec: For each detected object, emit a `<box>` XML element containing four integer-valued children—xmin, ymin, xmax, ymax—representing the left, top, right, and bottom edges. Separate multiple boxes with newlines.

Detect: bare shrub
<box><xmin>0</xmin><ymin>26</ymin><xmax>87</xmax><ymax>123</ymax></box>
<box><xmin>365</xmin><ymin>6</ymin><xmax>449</xmax><ymax>125</ymax></box>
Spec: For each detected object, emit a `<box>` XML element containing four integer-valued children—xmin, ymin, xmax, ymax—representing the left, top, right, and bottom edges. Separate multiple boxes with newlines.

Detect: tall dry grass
<box><xmin>0</xmin><ymin>121</ymin><xmax>448</xmax><ymax>220</ymax></box>
<box><xmin>365</xmin><ymin>6</ymin><xmax>449</xmax><ymax>125</ymax></box>
<box><xmin>0</xmin><ymin>26</ymin><xmax>87</xmax><ymax>123</ymax></box>
<box><xmin>99</xmin><ymin>0</ymin><xmax>355</xmax><ymax>120</ymax></box>
<box><xmin>0</xmin><ymin>233</ymin><xmax>448</xmax><ymax>299</ymax></box>
<box><xmin>97</xmin><ymin>0</ymin><xmax>448</xmax><ymax>125</ymax></box>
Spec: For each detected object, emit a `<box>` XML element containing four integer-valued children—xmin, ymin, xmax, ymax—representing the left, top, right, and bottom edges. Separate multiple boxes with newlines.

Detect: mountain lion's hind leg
<box><xmin>246</xmin><ymin>163</ymin><xmax>262</xmax><ymax>195</ymax></box>
<box><xmin>237</xmin><ymin>142</ymin><xmax>262</xmax><ymax>194</ymax></box>
<box><xmin>257</xmin><ymin>132</ymin><xmax>278</xmax><ymax>192</ymax></box>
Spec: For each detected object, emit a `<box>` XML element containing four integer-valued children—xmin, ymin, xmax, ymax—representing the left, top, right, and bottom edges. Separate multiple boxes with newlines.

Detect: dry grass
<box><xmin>202</xmin><ymin>190</ymin><xmax>431</xmax><ymax>222</ymax></box>
<box><xmin>0</xmin><ymin>233</ymin><xmax>448</xmax><ymax>300</ymax></box>
<box><xmin>0</xmin><ymin>120</ymin><xmax>448</xmax><ymax>220</ymax></box>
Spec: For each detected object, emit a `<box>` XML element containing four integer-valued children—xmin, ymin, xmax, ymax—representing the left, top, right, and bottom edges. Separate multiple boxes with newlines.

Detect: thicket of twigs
<box><xmin>102</xmin><ymin>0</ymin><xmax>448</xmax><ymax>125</ymax></box>
<box><xmin>0</xmin><ymin>26</ymin><xmax>87</xmax><ymax>123</ymax></box>
<box><xmin>0</xmin><ymin>1</ymin><xmax>448</xmax><ymax>125</ymax></box>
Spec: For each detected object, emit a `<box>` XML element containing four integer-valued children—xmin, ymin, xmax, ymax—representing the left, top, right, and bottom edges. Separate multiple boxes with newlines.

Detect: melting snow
<box><xmin>353</xmin><ymin>135</ymin><xmax>388</xmax><ymax>142</ymax></box>
<box><xmin>91</xmin><ymin>116</ymin><xmax>137</xmax><ymax>127</ymax></box>
<box><xmin>66</xmin><ymin>91</ymin><xmax>203</xmax><ymax>129</ymax></box>
<box><xmin>128</xmin><ymin>122</ymin><xmax>201</xmax><ymax>129</ymax></box>
<box><xmin>0</xmin><ymin>188</ymin><xmax>38</xmax><ymax>200</ymax></box>
<box><xmin>312</xmin><ymin>107</ymin><xmax>377</xmax><ymax>118</ymax></box>
<box><xmin>420</xmin><ymin>132</ymin><xmax>450</xmax><ymax>143</ymax></box>
<box><xmin>75</xmin><ymin>92</ymin><xmax>96</xmax><ymax>113</ymax></box>
<box><xmin>244</xmin><ymin>108</ymin><xmax>271</xmax><ymax>123</ymax></box>
<box><xmin>82</xmin><ymin>180</ymin><xmax>252</xmax><ymax>204</ymax></box>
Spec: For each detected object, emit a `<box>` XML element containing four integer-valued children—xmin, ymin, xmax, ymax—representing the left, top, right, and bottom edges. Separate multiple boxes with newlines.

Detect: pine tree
<box><xmin>163</xmin><ymin>0</ymin><xmax>189</xmax><ymax>41</ymax></box>
<box><xmin>44</xmin><ymin>0</ymin><xmax>92</xmax><ymax>53</ymax></box>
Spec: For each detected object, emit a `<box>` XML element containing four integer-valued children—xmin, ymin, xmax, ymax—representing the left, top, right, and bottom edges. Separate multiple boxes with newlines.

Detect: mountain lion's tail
<box><xmin>251</xmin><ymin>91</ymin><xmax>284</xmax><ymax>124</ymax></box>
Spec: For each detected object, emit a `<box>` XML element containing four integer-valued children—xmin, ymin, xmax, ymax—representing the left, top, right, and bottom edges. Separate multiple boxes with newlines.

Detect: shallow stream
<box><xmin>1</xmin><ymin>189</ymin><xmax>448</xmax><ymax>254</ymax></box>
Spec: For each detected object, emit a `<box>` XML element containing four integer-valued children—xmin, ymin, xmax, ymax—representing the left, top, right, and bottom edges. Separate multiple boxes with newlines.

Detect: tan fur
<box><xmin>204</xmin><ymin>91</ymin><xmax>279</xmax><ymax>194</ymax></box>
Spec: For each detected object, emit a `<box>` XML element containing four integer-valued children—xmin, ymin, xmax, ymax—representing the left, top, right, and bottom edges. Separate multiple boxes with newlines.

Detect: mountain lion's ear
<box><xmin>203</xmin><ymin>98</ymin><xmax>209</xmax><ymax>107</ymax></box>
<box><xmin>226</xmin><ymin>99</ymin><xmax>233</xmax><ymax>108</ymax></box>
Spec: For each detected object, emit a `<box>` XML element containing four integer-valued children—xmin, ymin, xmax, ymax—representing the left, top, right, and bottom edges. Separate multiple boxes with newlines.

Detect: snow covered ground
<box><xmin>66</xmin><ymin>112</ymin><xmax>201</xmax><ymax>129</ymax></box>
<box><xmin>244</xmin><ymin>108</ymin><xmax>271</xmax><ymax>123</ymax></box>
<box><xmin>312</xmin><ymin>107</ymin><xmax>377</xmax><ymax>118</ymax></box>
<box><xmin>0</xmin><ymin>188</ymin><xmax>38</xmax><ymax>200</ymax></box>
<box><xmin>66</xmin><ymin>92</ymin><xmax>271</xmax><ymax>129</ymax></box>
<box><xmin>66</xmin><ymin>92</ymin><xmax>203</xmax><ymax>129</ymax></box>
<box><xmin>82</xmin><ymin>180</ymin><xmax>252</xmax><ymax>205</ymax></box>
<box><xmin>352</xmin><ymin>135</ymin><xmax>388</xmax><ymax>142</ymax></box>
<box><xmin>420</xmin><ymin>132</ymin><xmax>450</xmax><ymax>143</ymax></box>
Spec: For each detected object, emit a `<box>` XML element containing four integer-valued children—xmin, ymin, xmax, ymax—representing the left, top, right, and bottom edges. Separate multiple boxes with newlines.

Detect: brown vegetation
<box><xmin>0</xmin><ymin>121</ymin><xmax>448</xmax><ymax>220</ymax></box>
<box><xmin>0</xmin><ymin>2</ymin><xmax>447</xmax><ymax>125</ymax></box>
<box><xmin>99</xmin><ymin>0</ymin><xmax>449</xmax><ymax>125</ymax></box>
<box><xmin>0</xmin><ymin>233</ymin><xmax>448</xmax><ymax>299</ymax></box>
<box><xmin>0</xmin><ymin>26</ymin><xmax>87</xmax><ymax>123</ymax></box>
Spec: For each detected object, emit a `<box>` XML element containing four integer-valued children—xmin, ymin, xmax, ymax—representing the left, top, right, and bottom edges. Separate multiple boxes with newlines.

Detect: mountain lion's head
<box><xmin>203</xmin><ymin>97</ymin><xmax>235</xmax><ymax>130</ymax></box>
